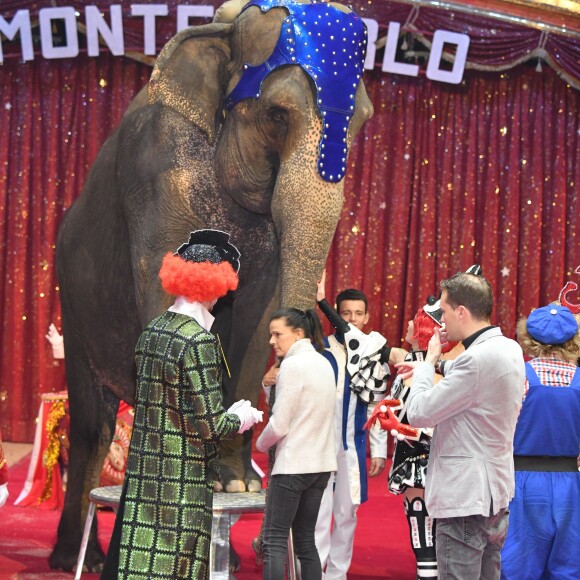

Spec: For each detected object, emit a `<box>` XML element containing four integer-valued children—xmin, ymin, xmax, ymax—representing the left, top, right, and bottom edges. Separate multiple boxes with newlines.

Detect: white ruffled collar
<box><xmin>168</xmin><ymin>296</ymin><xmax>215</xmax><ymax>331</ymax></box>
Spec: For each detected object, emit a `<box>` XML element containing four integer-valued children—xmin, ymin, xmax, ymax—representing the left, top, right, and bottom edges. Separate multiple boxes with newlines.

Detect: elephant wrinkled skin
<box><xmin>50</xmin><ymin>0</ymin><xmax>372</xmax><ymax>572</ymax></box>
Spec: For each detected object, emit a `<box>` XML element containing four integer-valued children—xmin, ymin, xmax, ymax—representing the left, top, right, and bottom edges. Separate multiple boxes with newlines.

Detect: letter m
<box><xmin>0</xmin><ymin>10</ymin><xmax>34</xmax><ymax>63</ymax></box>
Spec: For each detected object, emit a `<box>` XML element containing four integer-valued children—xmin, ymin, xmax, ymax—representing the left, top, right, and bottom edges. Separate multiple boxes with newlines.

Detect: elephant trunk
<box><xmin>272</xmin><ymin>161</ymin><xmax>344</xmax><ymax>310</ymax></box>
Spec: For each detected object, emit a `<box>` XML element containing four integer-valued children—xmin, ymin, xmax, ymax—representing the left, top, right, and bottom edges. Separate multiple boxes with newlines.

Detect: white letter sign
<box><xmin>131</xmin><ymin>4</ymin><xmax>169</xmax><ymax>56</ymax></box>
<box><xmin>39</xmin><ymin>7</ymin><xmax>79</xmax><ymax>60</ymax></box>
<box><xmin>426</xmin><ymin>30</ymin><xmax>470</xmax><ymax>84</ymax></box>
<box><xmin>382</xmin><ymin>21</ymin><xmax>419</xmax><ymax>77</ymax></box>
<box><xmin>0</xmin><ymin>10</ymin><xmax>33</xmax><ymax>62</ymax></box>
<box><xmin>85</xmin><ymin>5</ymin><xmax>125</xmax><ymax>57</ymax></box>
<box><xmin>177</xmin><ymin>5</ymin><xmax>214</xmax><ymax>32</ymax></box>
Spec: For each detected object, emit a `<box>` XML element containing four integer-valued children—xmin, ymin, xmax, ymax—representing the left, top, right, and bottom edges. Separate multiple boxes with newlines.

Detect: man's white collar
<box><xmin>168</xmin><ymin>296</ymin><xmax>215</xmax><ymax>331</ymax></box>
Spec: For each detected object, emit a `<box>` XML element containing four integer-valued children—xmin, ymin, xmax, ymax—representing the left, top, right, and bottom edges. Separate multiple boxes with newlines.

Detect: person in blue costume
<box><xmin>501</xmin><ymin>303</ymin><xmax>580</xmax><ymax>580</ymax></box>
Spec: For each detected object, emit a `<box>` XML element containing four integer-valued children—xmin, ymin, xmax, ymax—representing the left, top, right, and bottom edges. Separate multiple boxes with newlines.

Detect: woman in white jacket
<box><xmin>257</xmin><ymin>308</ymin><xmax>337</xmax><ymax>580</ymax></box>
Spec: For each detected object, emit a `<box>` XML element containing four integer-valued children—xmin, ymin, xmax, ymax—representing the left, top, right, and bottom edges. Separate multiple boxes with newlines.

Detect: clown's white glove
<box><xmin>0</xmin><ymin>483</ymin><xmax>8</xmax><ymax>508</ymax></box>
<box><xmin>45</xmin><ymin>323</ymin><xmax>64</xmax><ymax>359</ymax></box>
<box><xmin>228</xmin><ymin>400</ymin><xmax>263</xmax><ymax>433</ymax></box>
<box><xmin>227</xmin><ymin>399</ymin><xmax>248</xmax><ymax>414</ymax></box>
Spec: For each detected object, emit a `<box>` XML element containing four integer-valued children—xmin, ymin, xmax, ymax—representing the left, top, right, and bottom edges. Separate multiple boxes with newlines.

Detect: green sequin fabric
<box><xmin>117</xmin><ymin>311</ymin><xmax>240</xmax><ymax>579</ymax></box>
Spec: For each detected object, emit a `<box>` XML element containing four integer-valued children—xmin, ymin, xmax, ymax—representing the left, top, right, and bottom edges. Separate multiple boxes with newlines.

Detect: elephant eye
<box><xmin>268</xmin><ymin>107</ymin><xmax>288</xmax><ymax>127</ymax></box>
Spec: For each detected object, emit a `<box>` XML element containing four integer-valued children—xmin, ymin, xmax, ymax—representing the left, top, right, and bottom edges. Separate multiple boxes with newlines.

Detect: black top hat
<box><xmin>176</xmin><ymin>229</ymin><xmax>241</xmax><ymax>273</ymax></box>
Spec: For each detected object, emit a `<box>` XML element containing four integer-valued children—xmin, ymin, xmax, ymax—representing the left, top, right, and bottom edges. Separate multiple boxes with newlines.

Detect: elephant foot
<box><xmin>225</xmin><ymin>479</ymin><xmax>246</xmax><ymax>492</ymax></box>
<box><xmin>50</xmin><ymin>538</ymin><xmax>105</xmax><ymax>573</ymax></box>
<box><xmin>245</xmin><ymin>477</ymin><xmax>262</xmax><ymax>493</ymax></box>
<box><xmin>218</xmin><ymin>431</ymin><xmax>262</xmax><ymax>492</ymax></box>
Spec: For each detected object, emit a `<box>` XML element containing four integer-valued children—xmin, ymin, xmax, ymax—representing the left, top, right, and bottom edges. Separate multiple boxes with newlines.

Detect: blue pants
<box><xmin>263</xmin><ymin>472</ymin><xmax>331</xmax><ymax>580</ymax></box>
<box><xmin>501</xmin><ymin>471</ymin><xmax>580</xmax><ymax>580</ymax></box>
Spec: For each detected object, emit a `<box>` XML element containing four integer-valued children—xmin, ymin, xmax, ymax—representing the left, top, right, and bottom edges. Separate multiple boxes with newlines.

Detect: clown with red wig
<box><xmin>102</xmin><ymin>230</ymin><xmax>262</xmax><ymax>579</ymax></box>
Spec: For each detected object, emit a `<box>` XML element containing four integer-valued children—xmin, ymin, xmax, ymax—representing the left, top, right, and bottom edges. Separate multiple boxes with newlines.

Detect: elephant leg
<box><xmin>50</xmin><ymin>357</ymin><xmax>118</xmax><ymax>572</ymax></box>
<box><xmin>215</xmin><ymin>430</ymin><xmax>262</xmax><ymax>493</ymax></box>
<box><xmin>217</xmin><ymin>276</ymin><xmax>279</xmax><ymax>492</ymax></box>
<box><xmin>218</xmin><ymin>436</ymin><xmax>246</xmax><ymax>492</ymax></box>
<box><xmin>242</xmin><ymin>428</ymin><xmax>262</xmax><ymax>492</ymax></box>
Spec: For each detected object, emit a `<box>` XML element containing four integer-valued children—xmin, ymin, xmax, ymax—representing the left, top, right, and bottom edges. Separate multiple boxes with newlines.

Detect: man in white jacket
<box><xmin>398</xmin><ymin>271</ymin><xmax>525</xmax><ymax>580</ymax></box>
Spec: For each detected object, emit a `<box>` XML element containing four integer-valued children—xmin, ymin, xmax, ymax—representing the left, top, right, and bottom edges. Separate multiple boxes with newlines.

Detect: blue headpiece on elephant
<box><xmin>225</xmin><ymin>0</ymin><xmax>367</xmax><ymax>183</ymax></box>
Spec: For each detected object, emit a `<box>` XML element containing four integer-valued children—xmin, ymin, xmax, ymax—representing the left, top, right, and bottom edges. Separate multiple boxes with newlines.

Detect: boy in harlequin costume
<box><xmin>316</xmin><ymin>270</ymin><xmax>406</xmax><ymax>579</ymax></box>
<box><xmin>385</xmin><ymin>297</ymin><xmax>462</xmax><ymax>580</ymax></box>
<box><xmin>500</xmin><ymin>295</ymin><xmax>580</xmax><ymax>580</ymax></box>
<box><xmin>102</xmin><ymin>230</ymin><xmax>262</xmax><ymax>580</ymax></box>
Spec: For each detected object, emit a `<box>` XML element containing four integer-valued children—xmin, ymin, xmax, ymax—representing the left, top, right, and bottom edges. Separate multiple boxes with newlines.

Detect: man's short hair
<box><xmin>440</xmin><ymin>272</ymin><xmax>493</xmax><ymax>321</ymax></box>
<box><xmin>336</xmin><ymin>288</ymin><xmax>368</xmax><ymax>313</ymax></box>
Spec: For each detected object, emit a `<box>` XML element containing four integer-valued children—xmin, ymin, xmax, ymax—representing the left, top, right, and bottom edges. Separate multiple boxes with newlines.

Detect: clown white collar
<box><xmin>168</xmin><ymin>296</ymin><xmax>215</xmax><ymax>331</ymax></box>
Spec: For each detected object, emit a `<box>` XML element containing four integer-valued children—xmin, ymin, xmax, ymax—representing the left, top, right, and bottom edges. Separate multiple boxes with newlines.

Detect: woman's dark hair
<box><xmin>270</xmin><ymin>308</ymin><xmax>325</xmax><ymax>353</ymax></box>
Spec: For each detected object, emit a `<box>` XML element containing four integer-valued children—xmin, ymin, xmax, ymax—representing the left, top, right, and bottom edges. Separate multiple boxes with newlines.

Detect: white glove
<box><xmin>45</xmin><ymin>323</ymin><xmax>65</xmax><ymax>359</ymax></box>
<box><xmin>0</xmin><ymin>483</ymin><xmax>8</xmax><ymax>508</ymax></box>
<box><xmin>228</xmin><ymin>400</ymin><xmax>263</xmax><ymax>433</ymax></box>
<box><xmin>227</xmin><ymin>399</ymin><xmax>248</xmax><ymax>414</ymax></box>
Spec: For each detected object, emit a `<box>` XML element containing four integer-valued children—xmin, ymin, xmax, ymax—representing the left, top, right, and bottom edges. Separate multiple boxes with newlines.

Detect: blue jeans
<box><xmin>263</xmin><ymin>472</ymin><xmax>331</xmax><ymax>580</ymax></box>
<box><xmin>436</xmin><ymin>508</ymin><xmax>509</xmax><ymax>580</ymax></box>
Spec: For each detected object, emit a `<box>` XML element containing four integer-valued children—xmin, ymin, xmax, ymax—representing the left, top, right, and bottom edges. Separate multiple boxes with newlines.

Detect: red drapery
<box><xmin>0</xmin><ymin>7</ymin><xmax>579</xmax><ymax>441</ymax></box>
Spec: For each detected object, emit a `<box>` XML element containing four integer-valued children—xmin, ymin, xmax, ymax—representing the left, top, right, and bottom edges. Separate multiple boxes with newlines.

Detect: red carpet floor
<box><xmin>0</xmin><ymin>454</ymin><xmax>415</xmax><ymax>579</ymax></box>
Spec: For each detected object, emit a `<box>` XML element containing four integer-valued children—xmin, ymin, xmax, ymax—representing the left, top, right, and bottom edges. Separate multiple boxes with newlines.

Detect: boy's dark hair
<box><xmin>440</xmin><ymin>272</ymin><xmax>493</xmax><ymax>321</ymax></box>
<box><xmin>335</xmin><ymin>289</ymin><xmax>368</xmax><ymax>313</ymax></box>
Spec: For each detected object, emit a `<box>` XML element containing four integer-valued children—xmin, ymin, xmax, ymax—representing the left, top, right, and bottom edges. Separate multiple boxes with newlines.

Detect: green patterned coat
<box><xmin>116</xmin><ymin>311</ymin><xmax>240</xmax><ymax>579</ymax></box>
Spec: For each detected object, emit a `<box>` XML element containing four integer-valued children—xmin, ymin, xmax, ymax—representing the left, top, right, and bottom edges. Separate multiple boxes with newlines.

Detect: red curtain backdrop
<box><xmin>0</xmin><ymin>57</ymin><xmax>151</xmax><ymax>440</ymax></box>
<box><xmin>1</xmin><ymin>3</ymin><xmax>579</xmax><ymax>441</ymax></box>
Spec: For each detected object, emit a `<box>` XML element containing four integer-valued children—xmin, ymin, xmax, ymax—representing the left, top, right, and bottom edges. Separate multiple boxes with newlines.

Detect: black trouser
<box><xmin>263</xmin><ymin>472</ymin><xmax>331</xmax><ymax>580</ymax></box>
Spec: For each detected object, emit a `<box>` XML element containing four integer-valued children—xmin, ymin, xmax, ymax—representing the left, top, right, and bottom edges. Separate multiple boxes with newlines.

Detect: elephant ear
<box><xmin>148</xmin><ymin>23</ymin><xmax>232</xmax><ymax>144</ymax></box>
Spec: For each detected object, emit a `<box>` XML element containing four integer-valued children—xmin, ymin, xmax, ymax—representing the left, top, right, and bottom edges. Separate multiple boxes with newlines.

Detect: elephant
<box><xmin>49</xmin><ymin>0</ymin><xmax>373</xmax><ymax>572</ymax></box>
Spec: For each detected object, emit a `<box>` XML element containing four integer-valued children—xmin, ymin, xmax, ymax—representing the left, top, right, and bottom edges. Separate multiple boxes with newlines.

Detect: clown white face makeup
<box><xmin>269</xmin><ymin>318</ymin><xmax>305</xmax><ymax>358</ymax></box>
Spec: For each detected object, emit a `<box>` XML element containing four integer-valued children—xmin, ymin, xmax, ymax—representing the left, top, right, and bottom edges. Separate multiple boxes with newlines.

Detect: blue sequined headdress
<box><xmin>225</xmin><ymin>0</ymin><xmax>368</xmax><ymax>183</ymax></box>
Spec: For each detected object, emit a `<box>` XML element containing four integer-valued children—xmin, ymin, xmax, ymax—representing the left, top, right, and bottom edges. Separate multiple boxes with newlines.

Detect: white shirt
<box><xmin>168</xmin><ymin>296</ymin><xmax>215</xmax><ymax>331</ymax></box>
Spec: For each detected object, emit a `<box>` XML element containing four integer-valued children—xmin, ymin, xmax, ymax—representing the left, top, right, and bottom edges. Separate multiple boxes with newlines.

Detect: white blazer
<box><xmin>407</xmin><ymin>327</ymin><xmax>525</xmax><ymax>518</ymax></box>
<box><xmin>256</xmin><ymin>339</ymin><xmax>337</xmax><ymax>475</ymax></box>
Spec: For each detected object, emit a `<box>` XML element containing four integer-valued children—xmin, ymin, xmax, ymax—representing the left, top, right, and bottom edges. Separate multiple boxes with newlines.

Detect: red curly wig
<box><xmin>159</xmin><ymin>253</ymin><xmax>239</xmax><ymax>303</ymax></box>
<box><xmin>412</xmin><ymin>308</ymin><xmax>458</xmax><ymax>353</ymax></box>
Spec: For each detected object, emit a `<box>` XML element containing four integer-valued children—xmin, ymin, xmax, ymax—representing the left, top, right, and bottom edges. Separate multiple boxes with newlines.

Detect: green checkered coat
<box><xmin>117</xmin><ymin>311</ymin><xmax>240</xmax><ymax>579</ymax></box>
